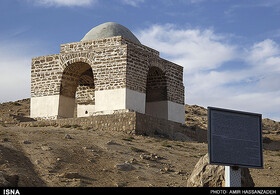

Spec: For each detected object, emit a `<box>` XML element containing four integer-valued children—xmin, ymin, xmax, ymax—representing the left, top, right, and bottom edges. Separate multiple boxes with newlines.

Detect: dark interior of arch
<box><xmin>60</xmin><ymin>62</ymin><xmax>95</xmax><ymax>105</ymax></box>
<box><xmin>146</xmin><ymin>66</ymin><xmax>167</xmax><ymax>102</ymax></box>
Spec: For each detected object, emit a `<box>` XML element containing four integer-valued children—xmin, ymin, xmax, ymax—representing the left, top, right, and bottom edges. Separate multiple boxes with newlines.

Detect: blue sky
<box><xmin>0</xmin><ymin>0</ymin><xmax>280</xmax><ymax>121</ymax></box>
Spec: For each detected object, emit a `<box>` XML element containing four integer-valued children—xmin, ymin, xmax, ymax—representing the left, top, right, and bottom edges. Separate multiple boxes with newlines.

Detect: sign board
<box><xmin>208</xmin><ymin>107</ymin><xmax>263</xmax><ymax>168</ymax></box>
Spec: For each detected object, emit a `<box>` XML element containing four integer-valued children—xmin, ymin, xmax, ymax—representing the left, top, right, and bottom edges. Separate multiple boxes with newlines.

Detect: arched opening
<box><xmin>145</xmin><ymin>66</ymin><xmax>168</xmax><ymax>120</ymax></box>
<box><xmin>59</xmin><ymin>62</ymin><xmax>95</xmax><ymax>118</ymax></box>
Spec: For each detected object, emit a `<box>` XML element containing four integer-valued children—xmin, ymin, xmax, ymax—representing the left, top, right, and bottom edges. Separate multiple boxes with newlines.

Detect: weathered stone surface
<box><xmin>187</xmin><ymin>153</ymin><xmax>255</xmax><ymax>187</ymax></box>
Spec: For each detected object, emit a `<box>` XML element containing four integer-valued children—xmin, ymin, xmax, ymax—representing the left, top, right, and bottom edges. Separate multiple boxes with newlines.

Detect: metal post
<box><xmin>225</xmin><ymin>166</ymin><xmax>241</xmax><ymax>187</ymax></box>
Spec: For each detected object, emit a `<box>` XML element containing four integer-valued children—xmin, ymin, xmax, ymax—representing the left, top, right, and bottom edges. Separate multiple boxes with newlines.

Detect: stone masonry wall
<box><xmin>31</xmin><ymin>37</ymin><xmax>128</xmax><ymax>98</ymax></box>
<box><xmin>60</xmin><ymin>36</ymin><xmax>124</xmax><ymax>54</ymax></box>
<box><xmin>21</xmin><ymin>112</ymin><xmax>137</xmax><ymax>134</ymax></box>
<box><xmin>135</xmin><ymin>112</ymin><xmax>196</xmax><ymax>140</ymax></box>
<box><xmin>162</xmin><ymin>59</ymin><xmax>184</xmax><ymax>105</ymax></box>
<box><xmin>76</xmin><ymin>70</ymin><xmax>95</xmax><ymax>105</ymax></box>
<box><xmin>31</xmin><ymin>54</ymin><xmax>62</xmax><ymax>97</ymax></box>
<box><xmin>31</xmin><ymin>36</ymin><xmax>184</xmax><ymax>107</ymax></box>
<box><xmin>76</xmin><ymin>85</ymin><xmax>95</xmax><ymax>105</ymax></box>
<box><xmin>20</xmin><ymin>111</ymin><xmax>204</xmax><ymax>142</ymax></box>
<box><xmin>126</xmin><ymin>42</ymin><xmax>184</xmax><ymax>105</ymax></box>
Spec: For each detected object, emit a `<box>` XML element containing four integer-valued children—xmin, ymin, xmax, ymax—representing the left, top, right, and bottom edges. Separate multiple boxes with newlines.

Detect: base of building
<box><xmin>21</xmin><ymin>111</ymin><xmax>206</xmax><ymax>142</ymax></box>
<box><xmin>31</xmin><ymin>90</ymin><xmax>185</xmax><ymax>124</ymax></box>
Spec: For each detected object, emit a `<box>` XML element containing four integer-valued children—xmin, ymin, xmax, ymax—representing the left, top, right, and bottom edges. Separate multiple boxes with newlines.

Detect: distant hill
<box><xmin>185</xmin><ymin>104</ymin><xmax>280</xmax><ymax>133</ymax></box>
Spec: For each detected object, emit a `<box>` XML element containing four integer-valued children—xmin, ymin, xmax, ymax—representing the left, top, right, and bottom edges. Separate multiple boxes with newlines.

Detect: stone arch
<box><xmin>147</xmin><ymin>56</ymin><xmax>166</xmax><ymax>72</ymax></box>
<box><xmin>60</xmin><ymin>53</ymin><xmax>95</xmax><ymax>71</ymax></box>
<box><xmin>145</xmin><ymin>66</ymin><xmax>168</xmax><ymax>120</ymax></box>
<box><xmin>58</xmin><ymin>61</ymin><xmax>95</xmax><ymax>118</ymax></box>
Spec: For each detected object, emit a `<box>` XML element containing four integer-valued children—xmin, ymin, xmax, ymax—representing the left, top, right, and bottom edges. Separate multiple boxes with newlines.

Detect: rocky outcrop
<box><xmin>187</xmin><ymin>154</ymin><xmax>255</xmax><ymax>187</ymax></box>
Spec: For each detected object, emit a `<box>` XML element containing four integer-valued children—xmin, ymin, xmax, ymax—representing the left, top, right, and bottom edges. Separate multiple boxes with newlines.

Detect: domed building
<box><xmin>81</xmin><ymin>22</ymin><xmax>141</xmax><ymax>44</ymax></box>
<box><xmin>30</xmin><ymin>22</ymin><xmax>185</xmax><ymax>124</ymax></box>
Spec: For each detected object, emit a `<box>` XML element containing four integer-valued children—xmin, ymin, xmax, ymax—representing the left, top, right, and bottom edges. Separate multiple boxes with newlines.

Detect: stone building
<box><xmin>30</xmin><ymin>22</ymin><xmax>185</xmax><ymax>124</ymax></box>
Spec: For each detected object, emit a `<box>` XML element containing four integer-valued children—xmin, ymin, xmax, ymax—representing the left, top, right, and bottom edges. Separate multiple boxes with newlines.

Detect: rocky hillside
<box><xmin>0</xmin><ymin>98</ymin><xmax>279</xmax><ymax>187</ymax></box>
<box><xmin>185</xmin><ymin>104</ymin><xmax>280</xmax><ymax>133</ymax></box>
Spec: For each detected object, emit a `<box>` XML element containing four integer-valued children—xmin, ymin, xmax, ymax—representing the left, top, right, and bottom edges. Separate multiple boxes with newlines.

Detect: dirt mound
<box><xmin>0</xmin><ymin>99</ymin><xmax>34</xmax><ymax>126</ymax></box>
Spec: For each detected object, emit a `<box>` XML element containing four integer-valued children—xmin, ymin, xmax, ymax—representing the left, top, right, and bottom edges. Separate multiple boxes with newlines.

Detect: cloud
<box><xmin>247</xmin><ymin>39</ymin><xmax>280</xmax><ymax>64</ymax></box>
<box><xmin>138</xmin><ymin>24</ymin><xmax>237</xmax><ymax>72</ymax></box>
<box><xmin>28</xmin><ymin>0</ymin><xmax>144</xmax><ymax>7</ymax></box>
<box><xmin>120</xmin><ymin>0</ymin><xmax>145</xmax><ymax>7</ymax></box>
<box><xmin>30</xmin><ymin>0</ymin><xmax>96</xmax><ymax>7</ymax></box>
<box><xmin>137</xmin><ymin>24</ymin><xmax>280</xmax><ymax>121</ymax></box>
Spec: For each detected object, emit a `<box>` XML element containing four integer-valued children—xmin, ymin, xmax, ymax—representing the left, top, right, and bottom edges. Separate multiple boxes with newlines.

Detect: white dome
<box><xmin>81</xmin><ymin>22</ymin><xmax>141</xmax><ymax>44</ymax></box>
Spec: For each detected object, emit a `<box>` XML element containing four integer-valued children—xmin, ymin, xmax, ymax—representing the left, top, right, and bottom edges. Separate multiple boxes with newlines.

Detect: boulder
<box><xmin>187</xmin><ymin>153</ymin><xmax>254</xmax><ymax>187</ymax></box>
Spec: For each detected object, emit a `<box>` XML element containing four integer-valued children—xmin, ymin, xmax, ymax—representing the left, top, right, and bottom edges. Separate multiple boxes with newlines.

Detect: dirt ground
<box><xmin>0</xmin><ymin>125</ymin><xmax>279</xmax><ymax>187</ymax></box>
<box><xmin>0</xmin><ymin>99</ymin><xmax>279</xmax><ymax>187</ymax></box>
<box><xmin>0</xmin><ymin>125</ymin><xmax>207</xmax><ymax>187</ymax></box>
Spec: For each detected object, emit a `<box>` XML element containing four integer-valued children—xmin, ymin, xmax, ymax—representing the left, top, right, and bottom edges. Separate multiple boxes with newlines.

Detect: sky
<box><xmin>0</xmin><ymin>0</ymin><xmax>280</xmax><ymax>121</ymax></box>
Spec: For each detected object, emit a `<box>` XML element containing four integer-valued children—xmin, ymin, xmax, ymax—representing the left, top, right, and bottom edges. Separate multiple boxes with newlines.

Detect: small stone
<box><xmin>64</xmin><ymin>134</ymin><xmax>72</xmax><ymax>139</ymax></box>
<box><xmin>140</xmin><ymin>154</ymin><xmax>151</xmax><ymax>160</ymax></box>
<box><xmin>136</xmin><ymin>176</ymin><xmax>146</xmax><ymax>181</ymax></box>
<box><xmin>129</xmin><ymin>158</ymin><xmax>137</xmax><ymax>164</ymax></box>
<box><xmin>164</xmin><ymin>167</ymin><xmax>171</xmax><ymax>172</ymax></box>
<box><xmin>115</xmin><ymin>163</ymin><xmax>136</xmax><ymax>171</ymax></box>
<box><xmin>106</xmin><ymin>140</ymin><xmax>118</xmax><ymax>145</ymax></box>
<box><xmin>114</xmin><ymin>182</ymin><xmax>125</xmax><ymax>187</ymax></box>
<box><xmin>87</xmin><ymin>159</ymin><xmax>95</xmax><ymax>163</ymax></box>
<box><xmin>160</xmin><ymin>167</ymin><xmax>171</xmax><ymax>173</ymax></box>
<box><xmin>82</xmin><ymin>146</ymin><xmax>92</xmax><ymax>150</ymax></box>
<box><xmin>35</xmin><ymin>160</ymin><xmax>41</xmax><ymax>165</ymax></box>
<box><xmin>3</xmin><ymin>138</ymin><xmax>8</xmax><ymax>142</ymax></box>
<box><xmin>60</xmin><ymin>172</ymin><xmax>80</xmax><ymax>179</ymax></box>
<box><xmin>175</xmin><ymin>170</ymin><xmax>184</xmax><ymax>175</ymax></box>
<box><xmin>23</xmin><ymin>140</ymin><xmax>31</xmax><ymax>144</ymax></box>
<box><xmin>41</xmin><ymin>146</ymin><xmax>52</xmax><ymax>151</ymax></box>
